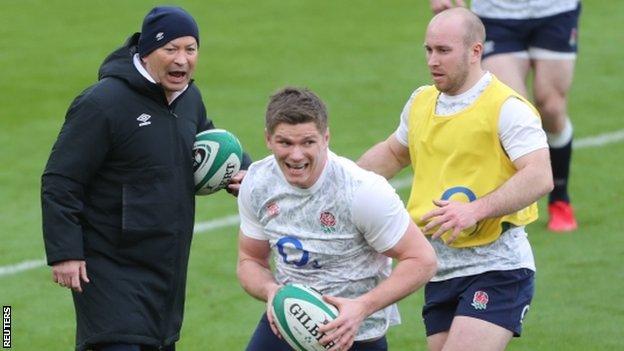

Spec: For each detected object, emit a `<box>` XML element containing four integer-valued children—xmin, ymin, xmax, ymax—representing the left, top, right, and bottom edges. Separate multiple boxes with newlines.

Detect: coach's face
<box><xmin>424</xmin><ymin>17</ymin><xmax>471</xmax><ymax>95</ymax></box>
<box><xmin>142</xmin><ymin>36</ymin><xmax>198</xmax><ymax>100</ymax></box>
<box><xmin>266</xmin><ymin>122</ymin><xmax>329</xmax><ymax>189</ymax></box>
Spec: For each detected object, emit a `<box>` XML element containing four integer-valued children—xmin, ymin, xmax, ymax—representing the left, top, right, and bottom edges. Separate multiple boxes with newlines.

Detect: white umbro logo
<box><xmin>137</xmin><ymin>113</ymin><xmax>152</xmax><ymax>127</ymax></box>
<box><xmin>155</xmin><ymin>32</ymin><xmax>164</xmax><ymax>41</ymax></box>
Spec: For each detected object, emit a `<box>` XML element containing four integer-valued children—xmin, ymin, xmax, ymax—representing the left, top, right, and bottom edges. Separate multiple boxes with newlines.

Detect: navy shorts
<box><xmin>422</xmin><ymin>268</ymin><xmax>534</xmax><ymax>337</ymax></box>
<box><xmin>480</xmin><ymin>4</ymin><xmax>581</xmax><ymax>58</ymax></box>
<box><xmin>246</xmin><ymin>313</ymin><xmax>388</xmax><ymax>351</ymax></box>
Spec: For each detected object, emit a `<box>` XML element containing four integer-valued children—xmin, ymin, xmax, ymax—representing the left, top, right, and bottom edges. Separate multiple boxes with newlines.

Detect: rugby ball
<box><xmin>193</xmin><ymin>129</ymin><xmax>243</xmax><ymax>195</ymax></box>
<box><xmin>271</xmin><ymin>284</ymin><xmax>339</xmax><ymax>351</ymax></box>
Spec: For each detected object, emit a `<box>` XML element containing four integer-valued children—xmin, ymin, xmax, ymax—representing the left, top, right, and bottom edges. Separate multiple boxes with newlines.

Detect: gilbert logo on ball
<box><xmin>272</xmin><ymin>284</ymin><xmax>338</xmax><ymax>351</ymax></box>
<box><xmin>193</xmin><ymin>129</ymin><xmax>243</xmax><ymax>195</ymax></box>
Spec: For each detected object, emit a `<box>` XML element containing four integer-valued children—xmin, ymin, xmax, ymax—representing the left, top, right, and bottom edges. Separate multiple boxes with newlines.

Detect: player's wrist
<box><xmin>264</xmin><ymin>282</ymin><xmax>281</xmax><ymax>302</ymax></box>
<box><xmin>354</xmin><ymin>294</ymin><xmax>379</xmax><ymax>318</ymax></box>
<box><xmin>470</xmin><ymin>199</ymin><xmax>489</xmax><ymax>222</ymax></box>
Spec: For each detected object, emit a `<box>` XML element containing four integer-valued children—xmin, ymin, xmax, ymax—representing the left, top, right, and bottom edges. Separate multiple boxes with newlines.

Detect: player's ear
<box><xmin>265</xmin><ymin>128</ymin><xmax>272</xmax><ymax>148</ymax></box>
<box><xmin>324</xmin><ymin>127</ymin><xmax>330</xmax><ymax>144</ymax></box>
<box><xmin>471</xmin><ymin>41</ymin><xmax>483</xmax><ymax>63</ymax></box>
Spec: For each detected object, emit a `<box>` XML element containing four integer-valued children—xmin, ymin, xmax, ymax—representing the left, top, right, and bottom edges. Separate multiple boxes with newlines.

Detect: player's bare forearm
<box><xmin>318</xmin><ymin>222</ymin><xmax>436</xmax><ymax>350</ymax></box>
<box><xmin>236</xmin><ymin>233</ymin><xmax>280</xmax><ymax>302</ymax></box>
<box><xmin>473</xmin><ymin>148</ymin><xmax>553</xmax><ymax>220</ymax></box>
<box><xmin>356</xmin><ymin>222</ymin><xmax>436</xmax><ymax>315</ymax></box>
<box><xmin>237</xmin><ymin>259</ymin><xmax>279</xmax><ymax>302</ymax></box>
<box><xmin>360</xmin><ymin>258</ymin><xmax>434</xmax><ymax>317</ymax></box>
<box><xmin>357</xmin><ymin>134</ymin><xmax>410</xmax><ymax>179</ymax></box>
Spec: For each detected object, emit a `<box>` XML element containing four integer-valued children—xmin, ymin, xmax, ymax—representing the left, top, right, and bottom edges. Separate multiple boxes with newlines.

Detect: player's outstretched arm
<box><xmin>357</xmin><ymin>134</ymin><xmax>410</xmax><ymax>180</ymax></box>
<box><xmin>318</xmin><ymin>221</ymin><xmax>436</xmax><ymax>350</ymax></box>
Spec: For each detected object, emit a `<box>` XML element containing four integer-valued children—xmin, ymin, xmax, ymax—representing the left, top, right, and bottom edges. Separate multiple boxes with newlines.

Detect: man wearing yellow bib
<box><xmin>358</xmin><ymin>7</ymin><xmax>553</xmax><ymax>351</ymax></box>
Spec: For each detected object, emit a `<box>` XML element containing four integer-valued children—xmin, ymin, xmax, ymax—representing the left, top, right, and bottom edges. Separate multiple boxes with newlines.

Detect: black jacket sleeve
<box><xmin>41</xmin><ymin>92</ymin><xmax>110</xmax><ymax>265</ymax></box>
<box><xmin>41</xmin><ymin>174</ymin><xmax>87</xmax><ymax>265</ymax></box>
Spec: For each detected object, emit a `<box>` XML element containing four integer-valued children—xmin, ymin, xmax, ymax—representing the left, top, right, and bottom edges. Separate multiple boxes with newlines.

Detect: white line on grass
<box><xmin>0</xmin><ymin>259</ymin><xmax>47</xmax><ymax>277</ymax></box>
<box><xmin>2</xmin><ymin>129</ymin><xmax>623</xmax><ymax>278</ymax></box>
<box><xmin>573</xmin><ymin>129</ymin><xmax>624</xmax><ymax>149</ymax></box>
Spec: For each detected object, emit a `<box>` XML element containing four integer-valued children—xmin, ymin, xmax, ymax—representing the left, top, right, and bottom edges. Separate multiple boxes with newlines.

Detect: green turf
<box><xmin>1</xmin><ymin>0</ymin><xmax>623</xmax><ymax>350</ymax></box>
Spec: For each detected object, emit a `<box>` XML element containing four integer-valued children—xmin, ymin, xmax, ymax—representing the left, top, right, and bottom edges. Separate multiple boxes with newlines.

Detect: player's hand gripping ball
<box><xmin>271</xmin><ymin>284</ymin><xmax>339</xmax><ymax>351</ymax></box>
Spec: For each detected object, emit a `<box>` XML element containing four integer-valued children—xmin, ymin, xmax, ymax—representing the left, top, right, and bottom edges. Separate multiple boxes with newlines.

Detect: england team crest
<box><xmin>266</xmin><ymin>202</ymin><xmax>280</xmax><ymax>217</ymax></box>
<box><xmin>471</xmin><ymin>291</ymin><xmax>489</xmax><ymax>310</ymax></box>
<box><xmin>319</xmin><ymin>211</ymin><xmax>336</xmax><ymax>233</ymax></box>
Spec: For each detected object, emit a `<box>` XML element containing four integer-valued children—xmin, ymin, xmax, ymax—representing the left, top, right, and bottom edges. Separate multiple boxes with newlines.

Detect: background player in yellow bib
<box><xmin>358</xmin><ymin>8</ymin><xmax>553</xmax><ymax>351</ymax></box>
<box><xmin>429</xmin><ymin>0</ymin><xmax>582</xmax><ymax>232</ymax></box>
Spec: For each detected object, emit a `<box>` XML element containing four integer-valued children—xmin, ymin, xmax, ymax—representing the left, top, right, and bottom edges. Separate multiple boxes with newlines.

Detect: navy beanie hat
<box><xmin>138</xmin><ymin>6</ymin><xmax>199</xmax><ymax>57</ymax></box>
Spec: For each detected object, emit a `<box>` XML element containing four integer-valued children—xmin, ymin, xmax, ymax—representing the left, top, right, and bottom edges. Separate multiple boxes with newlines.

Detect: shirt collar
<box><xmin>133</xmin><ymin>53</ymin><xmax>188</xmax><ymax>104</ymax></box>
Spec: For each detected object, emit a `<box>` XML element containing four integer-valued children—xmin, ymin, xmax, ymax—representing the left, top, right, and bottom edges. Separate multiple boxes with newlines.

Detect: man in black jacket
<box><xmin>41</xmin><ymin>6</ymin><xmax>250</xmax><ymax>351</ymax></box>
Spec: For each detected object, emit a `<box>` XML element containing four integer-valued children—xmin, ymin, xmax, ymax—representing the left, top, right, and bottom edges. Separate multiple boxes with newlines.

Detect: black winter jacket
<box><xmin>41</xmin><ymin>33</ymin><xmax>248</xmax><ymax>350</ymax></box>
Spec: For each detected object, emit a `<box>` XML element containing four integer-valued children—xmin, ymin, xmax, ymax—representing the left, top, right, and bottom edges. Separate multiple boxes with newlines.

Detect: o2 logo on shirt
<box><xmin>441</xmin><ymin>186</ymin><xmax>481</xmax><ymax>236</ymax></box>
<box><xmin>441</xmin><ymin>186</ymin><xmax>477</xmax><ymax>202</ymax></box>
<box><xmin>276</xmin><ymin>236</ymin><xmax>322</xmax><ymax>269</ymax></box>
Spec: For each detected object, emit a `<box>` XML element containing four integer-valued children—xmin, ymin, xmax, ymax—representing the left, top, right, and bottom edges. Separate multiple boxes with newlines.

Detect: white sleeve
<box><xmin>352</xmin><ymin>176</ymin><xmax>411</xmax><ymax>253</ymax></box>
<box><xmin>394</xmin><ymin>87</ymin><xmax>426</xmax><ymax>147</ymax></box>
<box><xmin>237</xmin><ymin>171</ymin><xmax>267</xmax><ymax>240</ymax></box>
<box><xmin>498</xmin><ymin>97</ymin><xmax>549</xmax><ymax>161</ymax></box>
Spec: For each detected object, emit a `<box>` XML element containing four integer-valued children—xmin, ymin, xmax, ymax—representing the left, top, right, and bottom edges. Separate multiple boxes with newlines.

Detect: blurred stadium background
<box><xmin>1</xmin><ymin>1</ymin><xmax>622</xmax><ymax>350</ymax></box>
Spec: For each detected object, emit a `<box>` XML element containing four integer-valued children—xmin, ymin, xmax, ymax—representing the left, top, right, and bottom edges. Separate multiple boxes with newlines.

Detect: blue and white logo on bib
<box><xmin>441</xmin><ymin>186</ymin><xmax>476</xmax><ymax>202</ymax></box>
<box><xmin>441</xmin><ymin>186</ymin><xmax>481</xmax><ymax>236</ymax></box>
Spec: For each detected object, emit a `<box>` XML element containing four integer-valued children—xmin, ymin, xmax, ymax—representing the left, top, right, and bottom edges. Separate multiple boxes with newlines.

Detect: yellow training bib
<box><xmin>406</xmin><ymin>76</ymin><xmax>539</xmax><ymax>248</ymax></box>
